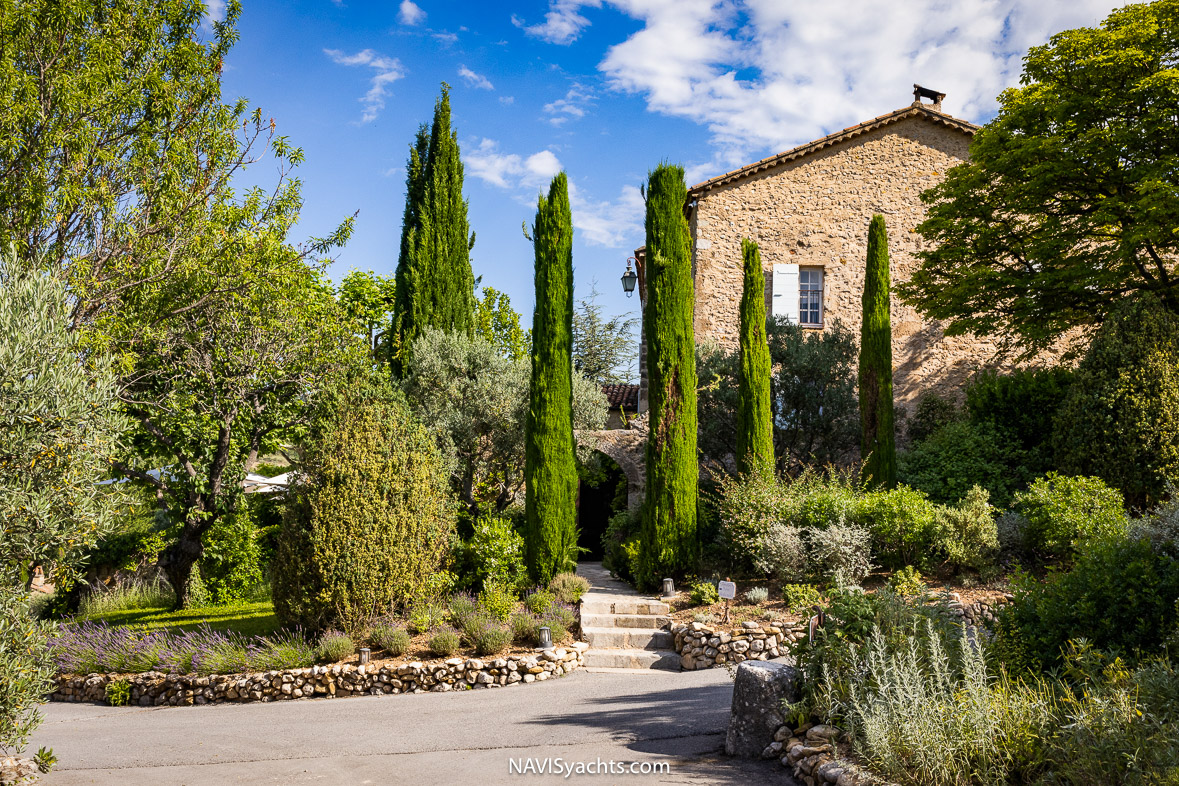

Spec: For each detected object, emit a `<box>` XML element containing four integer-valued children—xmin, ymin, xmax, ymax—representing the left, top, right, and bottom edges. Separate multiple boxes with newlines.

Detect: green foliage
<box><xmin>572</xmin><ymin>284</ymin><xmax>638</xmax><ymax>385</ymax></box>
<box><xmin>860</xmin><ymin>214</ymin><xmax>896</xmax><ymax>489</ymax></box>
<box><xmin>523</xmin><ymin>590</ymin><xmax>555</xmax><ymax>615</ymax></box>
<box><xmin>314</xmin><ymin>631</ymin><xmax>356</xmax><ymax>663</ymax></box>
<box><xmin>993</xmin><ymin>534</ymin><xmax>1179</xmax><ymax>672</ymax></box>
<box><xmin>641</xmin><ymin>163</ymin><xmax>699</xmax><ymax>585</ymax></box>
<box><xmin>736</xmin><ymin>239</ymin><xmax>774</xmax><ymax>476</ymax></box>
<box><xmin>808</xmin><ymin>524</ymin><xmax>874</xmax><ymax>588</ymax></box>
<box><xmin>33</xmin><ymin>747</ymin><xmax>56</xmax><ymax>774</ymax></box>
<box><xmin>475</xmin><ymin>287</ymin><xmax>529</xmax><ymax>363</ymax></box>
<box><xmin>744</xmin><ymin>586</ymin><xmax>769</xmax><ymax>604</ymax></box>
<box><xmin>471</xmin><ymin>623</ymin><xmax>512</xmax><ymax>656</ymax></box>
<box><xmin>900</xmin><ymin>1</ymin><xmax>1179</xmax><ymax>352</ymax></box>
<box><xmin>402</xmin><ymin>328</ymin><xmax>605</xmax><ymax>519</ymax></box>
<box><xmin>548</xmin><ymin>572</ymin><xmax>589</xmax><ymax>605</ymax></box>
<box><xmin>408</xmin><ymin>599</ymin><xmax>448</xmax><ymax>635</ymax></box>
<box><xmin>966</xmin><ymin>367</ymin><xmax>1073</xmax><ymax>470</ymax></box>
<box><xmin>428</xmin><ymin>627</ymin><xmax>461</xmax><ymax>657</ymax></box>
<box><xmin>271</xmin><ymin>381</ymin><xmax>456</xmax><ymax>635</ymax></box>
<box><xmin>337</xmin><ymin>269</ymin><xmax>396</xmax><ymax>360</ymax></box>
<box><xmin>369</xmin><ymin>623</ymin><xmax>410</xmax><ymax>656</ymax></box>
<box><xmin>698</xmin><ymin>318</ymin><xmax>859</xmax><ymax>473</ymax></box>
<box><xmin>104</xmin><ymin>679</ymin><xmax>131</xmax><ymax>707</ymax></box>
<box><xmin>602</xmin><ymin>508</ymin><xmax>641</xmax><ymax>583</ymax></box>
<box><xmin>526</xmin><ymin>172</ymin><xmax>579</xmax><ymax>584</ymax></box>
<box><xmin>898</xmin><ymin>420</ymin><xmax>1030</xmax><ymax>508</ymax></box>
<box><xmin>199</xmin><ymin>507</ymin><xmax>263</xmax><ymax>606</ymax></box>
<box><xmin>0</xmin><ymin>587</ymin><xmax>55</xmax><ymax>755</ymax></box>
<box><xmin>905</xmin><ymin>393</ymin><xmax>963</xmax><ymax>444</ymax></box>
<box><xmin>538</xmin><ymin>603</ymin><xmax>577</xmax><ymax>637</ymax></box>
<box><xmin>887</xmin><ymin>566</ymin><xmax>926</xmax><ymax>597</ymax></box>
<box><xmin>1013</xmin><ymin>473</ymin><xmax>1127</xmax><ymax>562</ymax></box>
<box><xmin>860</xmin><ymin>486</ymin><xmax>938</xmax><ymax>570</ymax></box>
<box><xmin>782</xmin><ymin>583</ymin><xmax>822</xmax><ymax>610</ymax></box>
<box><xmin>689</xmin><ymin>581</ymin><xmax>719</xmax><ymax>606</ymax></box>
<box><xmin>463</xmin><ymin>517</ymin><xmax>527</xmax><ymax>593</ymax></box>
<box><xmin>509</xmin><ymin>611</ymin><xmax>539</xmax><ymax>645</ymax></box>
<box><xmin>932</xmin><ymin>486</ymin><xmax>999</xmax><ymax>574</ymax></box>
<box><xmin>1054</xmin><ymin>294</ymin><xmax>1179</xmax><ymax>508</ymax></box>
<box><xmin>391</xmin><ymin>85</ymin><xmax>477</xmax><ymax>375</ymax></box>
<box><xmin>478</xmin><ymin>583</ymin><xmax>517</xmax><ymax>622</ymax></box>
<box><xmin>714</xmin><ymin>468</ymin><xmax>807</xmax><ymax>581</ymax></box>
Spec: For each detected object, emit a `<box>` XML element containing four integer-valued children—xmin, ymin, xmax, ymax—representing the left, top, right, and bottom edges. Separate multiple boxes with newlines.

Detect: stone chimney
<box><xmin>912</xmin><ymin>84</ymin><xmax>946</xmax><ymax>112</ymax></box>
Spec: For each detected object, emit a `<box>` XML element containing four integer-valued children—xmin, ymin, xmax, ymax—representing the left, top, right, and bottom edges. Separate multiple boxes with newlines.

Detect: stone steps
<box><xmin>581</xmin><ymin>599</ymin><xmax>670</xmax><ymax>616</ymax></box>
<box><xmin>576</xmin><ymin>562</ymin><xmax>680</xmax><ymax>672</ymax></box>
<box><xmin>582</xmin><ymin>626</ymin><xmax>674</xmax><ymax>650</ymax></box>
<box><xmin>581</xmin><ymin>612</ymin><xmax>668</xmax><ymax>630</ymax></box>
<box><xmin>581</xmin><ymin>648</ymin><xmax>681</xmax><ymax>671</ymax></box>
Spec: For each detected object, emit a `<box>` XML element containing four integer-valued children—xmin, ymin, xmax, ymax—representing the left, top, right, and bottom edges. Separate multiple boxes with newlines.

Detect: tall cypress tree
<box><xmin>640</xmin><ymin>164</ymin><xmax>698</xmax><ymax>587</ymax></box>
<box><xmin>859</xmin><ymin>214</ymin><xmax>897</xmax><ymax>488</ymax></box>
<box><xmin>736</xmin><ymin>238</ymin><xmax>774</xmax><ymax>477</ymax></box>
<box><xmin>524</xmin><ymin>173</ymin><xmax>578</xmax><ymax>583</ymax></box>
<box><xmin>390</xmin><ymin>85</ymin><xmax>476</xmax><ymax>376</ymax></box>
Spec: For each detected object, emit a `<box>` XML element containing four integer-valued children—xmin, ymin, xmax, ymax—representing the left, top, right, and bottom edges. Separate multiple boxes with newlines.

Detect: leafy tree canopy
<box><xmin>900</xmin><ymin>0</ymin><xmax>1179</xmax><ymax>352</ymax></box>
<box><xmin>572</xmin><ymin>284</ymin><xmax>638</xmax><ymax>385</ymax></box>
<box><xmin>475</xmin><ymin>286</ymin><xmax>529</xmax><ymax>363</ymax></box>
<box><xmin>337</xmin><ymin>269</ymin><xmax>396</xmax><ymax>360</ymax></box>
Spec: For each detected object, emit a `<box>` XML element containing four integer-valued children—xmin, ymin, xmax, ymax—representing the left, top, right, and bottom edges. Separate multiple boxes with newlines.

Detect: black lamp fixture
<box><xmin>621</xmin><ymin>257</ymin><xmax>638</xmax><ymax>297</ymax></box>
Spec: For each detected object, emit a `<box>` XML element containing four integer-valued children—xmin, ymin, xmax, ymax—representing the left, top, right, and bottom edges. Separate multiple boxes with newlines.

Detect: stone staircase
<box><xmin>577</xmin><ymin>562</ymin><xmax>680</xmax><ymax>671</ymax></box>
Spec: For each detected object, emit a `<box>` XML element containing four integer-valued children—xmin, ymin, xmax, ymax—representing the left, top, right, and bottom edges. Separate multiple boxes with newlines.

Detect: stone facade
<box><xmin>682</xmin><ymin>101</ymin><xmax>1000</xmax><ymax>409</ymax></box>
<box><xmin>671</xmin><ymin>618</ymin><xmax>804</xmax><ymax>671</ymax></box>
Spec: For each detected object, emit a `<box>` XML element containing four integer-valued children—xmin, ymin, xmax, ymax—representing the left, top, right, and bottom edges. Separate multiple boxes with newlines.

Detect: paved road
<box><xmin>33</xmin><ymin>667</ymin><xmax>799</xmax><ymax>785</ymax></box>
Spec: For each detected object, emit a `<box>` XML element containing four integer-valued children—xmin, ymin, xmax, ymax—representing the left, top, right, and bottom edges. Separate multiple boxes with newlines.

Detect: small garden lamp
<box><xmin>358</xmin><ymin>647</ymin><xmax>371</xmax><ymax>665</ymax></box>
<box><xmin>662</xmin><ymin>578</ymin><xmax>675</xmax><ymax>598</ymax></box>
<box><xmin>621</xmin><ymin>257</ymin><xmax>638</xmax><ymax>297</ymax></box>
<box><xmin>538</xmin><ymin>626</ymin><xmax>553</xmax><ymax>649</ymax></box>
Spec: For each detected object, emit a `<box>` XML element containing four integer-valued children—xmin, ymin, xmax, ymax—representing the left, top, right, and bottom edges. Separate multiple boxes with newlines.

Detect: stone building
<box><xmin>635</xmin><ymin>87</ymin><xmax>1008</xmax><ymax>414</ymax></box>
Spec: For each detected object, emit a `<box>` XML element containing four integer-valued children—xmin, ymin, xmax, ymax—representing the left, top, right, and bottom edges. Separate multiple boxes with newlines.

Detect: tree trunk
<box><xmin>162</xmin><ymin>520</ymin><xmax>207</xmax><ymax>609</ymax></box>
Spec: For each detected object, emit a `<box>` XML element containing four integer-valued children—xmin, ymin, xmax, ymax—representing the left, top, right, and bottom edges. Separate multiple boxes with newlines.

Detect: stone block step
<box><xmin>581</xmin><ymin>599</ymin><xmax>670</xmax><ymax>616</ymax></box>
<box><xmin>582</xmin><ymin>626</ymin><xmax>673</xmax><ymax>650</ymax></box>
<box><xmin>582</xmin><ymin>648</ymin><xmax>681</xmax><ymax>671</ymax></box>
<box><xmin>580</xmin><ymin>613</ymin><xmax>669</xmax><ymax>630</ymax></box>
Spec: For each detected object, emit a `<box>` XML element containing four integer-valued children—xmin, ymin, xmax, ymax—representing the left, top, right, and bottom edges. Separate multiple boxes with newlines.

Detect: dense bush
<box><xmin>859</xmin><ymin>486</ymin><xmax>938</xmax><ymax>569</ymax></box>
<box><xmin>509</xmin><ymin>611</ymin><xmax>539</xmax><ymax>645</ymax></box>
<box><xmin>715</xmin><ymin>469</ymin><xmax>807</xmax><ymax>580</ymax></box>
<box><xmin>782</xmin><ymin>583</ymin><xmax>822</xmax><ymax>610</ymax></box>
<box><xmin>1012</xmin><ymin>473</ymin><xmax>1127</xmax><ymax>561</ymax></box>
<box><xmin>523</xmin><ymin>590</ymin><xmax>556</xmax><ymax>615</ymax></box>
<box><xmin>690</xmin><ymin>581</ymin><xmax>719</xmax><ymax>605</ymax></box>
<box><xmin>992</xmin><ymin>533</ymin><xmax>1179</xmax><ymax>672</ymax></box>
<box><xmin>408</xmin><ymin>599</ymin><xmax>447</xmax><ymax>635</ymax></box>
<box><xmin>548</xmin><ymin>572</ymin><xmax>589</xmax><ymax>605</ymax></box>
<box><xmin>744</xmin><ymin>586</ymin><xmax>769</xmax><ymax>604</ymax></box>
<box><xmin>478</xmin><ymin>583</ymin><xmax>516</xmax><ymax>622</ymax></box>
<box><xmin>199</xmin><ymin>506</ymin><xmax>263</xmax><ymax>605</ymax></box>
<box><xmin>471</xmin><ymin>623</ymin><xmax>512</xmax><ymax>656</ymax></box>
<box><xmin>1055</xmin><ymin>294</ymin><xmax>1179</xmax><ymax>508</ymax></box>
<box><xmin>966</xmin><ymin>367</ymin><xmax>1073</xmax><ymax>468</ymax></box>
<box><xmin>428</xmin><ymin>627</ymin><xmax>461</xmax><ymax>657</ymax></box>
<box><xmin>601</xmin><ymin>507</ymin><xmax>641</xmax><ymax>583</ymax></box>
<box><xmin>887</xmin><ymin>566</ymin><xmax>926</xmax><ymax>596</ymax></box>
<box><xmin>898</xmin><ymin>420</ymin><xmax>1029</xmax><ymax>507</ymax></box>
<box><xmin>459</xmin><ymin>516</ymin><xmax>527</xmax><ymax>593</ymax></box>
<box><xmin>0</xmin><ymin>588</ymin><xmax>55</xmax><ymax>754</ymax></box>
<box><xmin>807</xmin><ymin>524</ymin><xmax>874</xmax><ymax>588</ymax></box>
<box><xmin>931</xmin><ymin>485</ymin><xmax>998</xmax><ymax>574</ymax></box>
<box><xmin>272</xmin><ymin>382</ymin><xmax>455</xmax><ymax>635</ymax></box>
<box><xmin>905</xmin><ymin>392</ymin><xmax>963</xmax><ymax>444</ymax></box>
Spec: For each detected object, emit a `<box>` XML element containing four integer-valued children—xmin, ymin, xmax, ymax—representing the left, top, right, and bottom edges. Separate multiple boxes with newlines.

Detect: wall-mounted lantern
<box><xmin>621</xmin><ymin>257</ymin><xmax>638</xmax><ymax>297</ymax></box>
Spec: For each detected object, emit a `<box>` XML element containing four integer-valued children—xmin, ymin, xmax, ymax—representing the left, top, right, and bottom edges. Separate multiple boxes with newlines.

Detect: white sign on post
<box><xmin>717</xmin><ymin>581</ymin><xmax>737</xmax><ymax>601</ymax></box>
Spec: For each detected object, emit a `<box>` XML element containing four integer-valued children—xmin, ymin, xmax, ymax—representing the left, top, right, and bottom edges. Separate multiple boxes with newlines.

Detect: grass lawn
<box><xmin>81</xmin><ymin>600</ymin><xmax>280</xmax><ymax>638</ymax></box>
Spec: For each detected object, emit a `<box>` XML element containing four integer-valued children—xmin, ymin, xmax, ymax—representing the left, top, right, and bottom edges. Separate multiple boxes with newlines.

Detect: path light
<box><xmin>621</xmin><ymin>257</ymin><xmax>638</xmax><ymax>297</ymax></box>
<box><xmin>662</xmin><ymin>578</ymin><xmax>675</xmax><ymax>598</ymax></box>
<box><xmin>358</xmin><ymin>647</ymin><xmax>370</xmax><ymax>665</ymax></box>
<box><xmin>538</xmin><ymin>626</ymin><xmax>553</xmax><ymax>649</ymax></box>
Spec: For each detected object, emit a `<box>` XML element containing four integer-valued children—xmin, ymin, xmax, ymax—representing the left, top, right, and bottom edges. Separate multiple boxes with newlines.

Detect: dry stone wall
<box><xmin>691</xmin><ymin>115</ymin><xmax>1001</xmax><ymax>409</ymax></box>
<box><xmin>672</xmin><ymin>619</ymin><xmax>805</xmax><ymax>671</ymax></box>
<box><xmin>51</xmin><ymin>643</ymin><xmax>587</xmax><ymax>706</ymax></box>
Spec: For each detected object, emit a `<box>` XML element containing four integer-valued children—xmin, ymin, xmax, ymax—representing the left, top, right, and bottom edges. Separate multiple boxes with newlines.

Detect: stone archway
<box><xmin>576</xmin><ymin>429</ymin><xmax>646</xmax><ymax>511</ymax></box>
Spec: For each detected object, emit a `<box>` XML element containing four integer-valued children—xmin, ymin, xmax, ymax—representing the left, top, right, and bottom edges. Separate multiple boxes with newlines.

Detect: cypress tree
<box><xmin>390</xmin><ymin>85</ymin><xmax>476</xmax><ymax>376</ymax></box>
<box><xmin>524</xmin><ymin>173</ymin><xmax>578</xmax><ymax>583</ymax></box>
<box><xmin>640</xmin><ymin>164</ymin><xmax>698</xmax><ymax>587</ymax></box>
<box><xmin>736</xmin><ymin>238</ymin><xmax>774</xmax><ymax>477</ymax></box>
<box><xmin>859</xmin><ymin>214</ymin><xmax>897</xmax><ymax>488</ymax></box>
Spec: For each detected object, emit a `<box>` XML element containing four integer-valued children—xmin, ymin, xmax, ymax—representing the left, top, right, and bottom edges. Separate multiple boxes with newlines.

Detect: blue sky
<box><xmin>211</xmin><ymin>0</ymin><xmax>1126</xmax><ymax>334</ymax></box>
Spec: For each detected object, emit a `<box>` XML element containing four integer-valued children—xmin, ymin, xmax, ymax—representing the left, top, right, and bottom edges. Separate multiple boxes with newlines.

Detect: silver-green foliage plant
<box><xmin>932</xmin><ymin>485</ymin><xmax>998</xmax><ymax>574</ymax></box>
<box><xmin>808</xmin><ymin>524</ymin><xmax>874</xmax><ymax>588</ymax></box>
<box><xmin>744</xmin><ymin>586</ymin><xmax>769</xmax><ymax>604</ymax></box>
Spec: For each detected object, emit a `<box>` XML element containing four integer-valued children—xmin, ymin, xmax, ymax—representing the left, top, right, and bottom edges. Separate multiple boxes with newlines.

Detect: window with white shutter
<box><xmin>771</xmin><ymin>263</ymin><xmax>799</xmax><ymax>324</ymax></box>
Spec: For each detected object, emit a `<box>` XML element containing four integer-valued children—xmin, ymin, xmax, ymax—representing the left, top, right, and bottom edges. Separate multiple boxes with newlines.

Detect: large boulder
<box><xmin>725</xmin><ymin>660</ymin><xmax>801</xmax><ymax>758</ymax></box>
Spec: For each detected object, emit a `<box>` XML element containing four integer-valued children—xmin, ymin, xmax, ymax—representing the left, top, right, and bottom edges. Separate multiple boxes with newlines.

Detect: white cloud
<box><xmin>544</xmin><ymin>83</ymin><xmax>594</xmax><ymax>125</ymax></box>
<box><xmin>466</xmin><ymin>139</ymin><xmax>643</xmax><ymax>248</ymax></box>
<box><xmin>458</xmin><ymin>65</ymin><xmax>495</xmax><ymax>90</ymax></box>
<box><xmin>499</xmin><ymin>96</ymin><xmax>516</xmax><ymax>105</ymax></box>
<box><xmin>526</xmin><ymin>0</ymin><xmax>1126</xmax><ymax>181</ymax></box>
<box><xmin>324</xmin><ymin>49</ymin><xmax>405</xmax><ymax>124</ymax></box>
<box><xmin>203</xmin><ymin>0</ymin><xmax>226</xmax><ymax>29</ymax></box>
<box><xmin>399</xmin><ymin>0</ymin><xmax>426</xmax><ymax>25</ymax></box>
<box><xmin>512</xmin><ymin>0</ymin><xmax>602</xmax><ymax>45</ymax></box>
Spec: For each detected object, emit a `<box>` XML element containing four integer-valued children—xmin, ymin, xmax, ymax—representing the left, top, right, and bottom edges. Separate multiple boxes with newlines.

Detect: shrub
<box><xmin>887</xmin><ymin>566</ymin><xmax>925</xmax><ymax>597</ymax></box>
<box><xmin>714</xmin><ymin>469</ymin><xmax>808</xmax><ymax>579</ymax></box>
<box><xmin>478</xmin><ymin>583</ymin><xmax>516</xmax><ymax>622</ymax></box>
<box><xmin>548</xmin><ymin>572</ymin><xmax>589</xmax><ymax>605</ymax></box>
<box><xmin>523</xmin><ymin>590</ymin><xmax>556</xmax><ymax>615</ymax></box>
<box><xmin>408</xmin><ymin>600</ymin><xmax>447</xmax><ymax>635</ymax></box>
<box><xmin>1013</xmin><ymin>472</ymin><xmax>1127</xmax><ymax>561</ymax></box>
<box><xmin>271</xmin><ymin>382</ymin><xmax>456</xmax><ymax>636</ymax></box>
<box><xmin>905</xmin><ymin>392</ymin><xmax>963</xmax><ymax>444</ymax></box>
<box><xmin>808</xmin><ymin>524</ymin><xmax>873</xmax><ymax>588</ymax></box>
<box><xmin>540</xmin><ymin>601</ymin><xmax>578</xmax><ymax>633</ymax></box>
<box><xmin>992</xmin><ymin>534</ymin><xmax>1179</xmax><ymax>672</ymax></box>
<box><xmin>199</xmin><ymin>506</ymin><xmax>263</xmax><ymax>606</ymax></box>
<box><xmin>447</xmin><ymin>593</ymin><xmax>479</xmax><ymax>628</ymax></box>
<box><xmin>104</xmin><ymin>679</ymin><xmax>131</xmax><ymax>707</ymax></box>
<box><xmin>249</xmin><ymin>633</ymin><xmax>317</xmax><ymax>672</ymax></box>
<box><xmin>966</xmin><ymin>367</ymin><xmax>1073</xmax><ymax>469</ymax></box>
<box><xmin>898</xmin><ymin>420</ymin><xmax>1030</xmax><ymax>508</ymax></box>
<box><xmin>690</xmin><ymin>581</ymin><xmax>719</xmax><ymax>606</ymax></box>
<box><xmin>509</xmin><ymin>612</ymin><xmax>539</xmax><ymax>645</ymax></box>
<box><xmin>428</xmin><ymin>627</ymin><xmax>461</xmax><ymax>657</ymax></box>
<box><xmin>602</xmin><ymin>508</ymin><xmax>641</xmax><ymax>583</ymax></box>
<box><xmin>0</xmin><ymin>588</ymin><xmax>55</xmax><ymax>754</ymax></box>
<box><xmin>465</xmin><ymin>516</ymin><xmax>528</xmax><ymax>593</ymax></box>
<box><xmin>744</xmin><ymin>586</ymin><xmax>769</xmax><ymax>604</ymax></box>
<box><xmin>471</xmin><ymin>623</ymin><xmax>512</xmax><ymax>656</ymax></box>
<box><xmin>932</xmin><ymin>485</ymin><xmax>998</xmax><ymax>574</ymax></box>
<box><xmin>370</xmin><ymin>624</ymin><xmax>410</xmax><ymax>657</ymax></box>
<box><xmin>1054</xmin><ymin>294</ymin><xmax>1179</xmax><ymax>508</ymax></box>
<box><xmin>859</xmin><ymin>486</ymin><xmax>939</xmax><ymax>569</ymax></box>
<box><xmin>782</xmin><ymin>583</ymin><xmax>822</xmax><ymax>610</ymax></box>
<box><xmin>315</xmin><ymin>631</ymin><xmax>355</xmax><ymax>664</ymax></box>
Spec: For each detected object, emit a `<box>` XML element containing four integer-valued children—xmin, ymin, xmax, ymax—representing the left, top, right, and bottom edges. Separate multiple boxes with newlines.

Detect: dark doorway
<box><xmin>577</xmin><ymin>452</ymin><xmax>626</xmax><ymax>561</ymax></box>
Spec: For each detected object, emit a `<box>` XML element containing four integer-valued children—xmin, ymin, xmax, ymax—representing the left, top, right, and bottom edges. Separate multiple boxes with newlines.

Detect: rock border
<box><xmin>671</xmin><ymin>619</ymin><xmax>806</xmax><ymax>670</ymax></box>
<box><xmin>51</xmin><ymin>642</ymin><xmax>588</xmax><ymax>706</ymax></box>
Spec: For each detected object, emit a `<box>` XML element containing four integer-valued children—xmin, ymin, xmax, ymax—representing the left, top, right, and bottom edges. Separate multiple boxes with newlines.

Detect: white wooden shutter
<box><xmin>771</xmin><ymin>263</ymin><xmax>800</xmax><ymax>323</ymax></box>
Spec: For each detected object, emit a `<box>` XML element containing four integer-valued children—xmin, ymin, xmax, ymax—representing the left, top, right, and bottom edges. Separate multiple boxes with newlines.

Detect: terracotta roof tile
<box><xmin>601</xmin><ymin>383</ymin><xmax>639</xmax><ymax>410</ymax></box>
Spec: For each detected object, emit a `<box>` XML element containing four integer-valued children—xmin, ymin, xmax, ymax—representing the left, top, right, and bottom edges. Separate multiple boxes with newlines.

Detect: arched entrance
<box><xmin>575</xmin><ymin>429</ymin><xmax>646</xmax><ymax>510</ymax></box>
<box><xmin>576</xmin><ymin>450</ymin><xmax>626</xmax><ymax>560</ymax></box>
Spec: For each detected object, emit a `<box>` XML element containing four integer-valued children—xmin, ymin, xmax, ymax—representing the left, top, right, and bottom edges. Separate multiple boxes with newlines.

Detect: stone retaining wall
<box><xmin>51</xmin><ymin>643</ymin><xmax>588</xmax><ymax>706</ymax></box>
<box><xmin>671</xmin><ymin>620</ymin><xmax>807</xmax><ymax>671</ymax></box>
